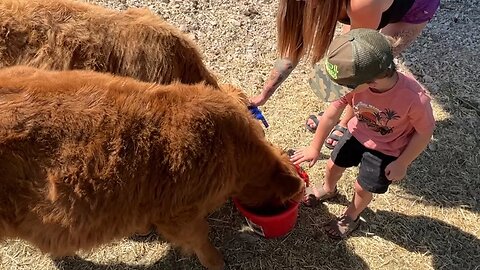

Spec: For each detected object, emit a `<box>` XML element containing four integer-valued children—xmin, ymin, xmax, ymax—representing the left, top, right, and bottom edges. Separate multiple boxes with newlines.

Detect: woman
<box><xmin>250</xmin><ymin>0</ymin><xmax>439</xmax><ymax>148</ymax></box>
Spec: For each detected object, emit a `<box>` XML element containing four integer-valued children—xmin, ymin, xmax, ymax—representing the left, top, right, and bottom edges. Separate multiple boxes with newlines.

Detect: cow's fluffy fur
<box><xmin>0</xmin><ymin>0</ymin><xmax>217</xmax><ymax>87</ymax></box>
<box><xmin>0</xmin><ymin>66</ymin><xmax>304</xmax><ymax>269</ymax></box>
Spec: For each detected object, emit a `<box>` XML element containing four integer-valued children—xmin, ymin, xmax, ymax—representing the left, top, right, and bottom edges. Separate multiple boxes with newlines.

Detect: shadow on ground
<box><xmin>396</xmin><ymin>63</ymin><xmax>480</xmax><ymax>213</ymax></box>
<box><xmin>53</xmin><ymin>200</ymin><xmax>369</xmax><ymax>270</ymax></box>
<box><xmin>398</xmin><ymin>119</ymin><xmax>479</xmax><ymax>213</ymax></box>
<box><xmin>362</xmin><ymin>209</ymin><xmax>480</xmax><ymax>269</ymax></box>
<box><xmin>392</xmin><ymin>0</ymin><xmax>480</xmax><ymax>214</ymax></box>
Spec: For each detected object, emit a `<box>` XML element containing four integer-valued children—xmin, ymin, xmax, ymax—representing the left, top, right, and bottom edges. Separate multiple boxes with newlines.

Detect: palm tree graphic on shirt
<box><xmin>354</xmin><ymin>103</ymin><xmax>400</xmax><ymax>135</ymax></box>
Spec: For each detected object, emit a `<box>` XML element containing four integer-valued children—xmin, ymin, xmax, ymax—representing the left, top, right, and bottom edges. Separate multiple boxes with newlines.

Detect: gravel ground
<box><xmin>1</xmin><ymin>0</ymin><xmax>479</xmax><ymax>269</ymax></box>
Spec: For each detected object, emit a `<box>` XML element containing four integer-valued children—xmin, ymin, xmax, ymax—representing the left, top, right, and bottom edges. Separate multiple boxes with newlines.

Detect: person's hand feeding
<box><xmin>289</xmin><ymin>146</ymin><xmax>321</xmax><ymax>167</ymax></box>
<box><xmin>249</xmin><ymin>94</ymin><xmax>268</xmax><ymax>107</ymax></box>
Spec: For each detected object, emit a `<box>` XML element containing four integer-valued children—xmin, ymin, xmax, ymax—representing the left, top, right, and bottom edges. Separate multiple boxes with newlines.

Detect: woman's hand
<box><xmin>289</xmin><ymin>147</ymin><xmax>320</xmax><ymax>167</ymax></box>
<box><xmin>249</xmin><ymin>94</ymin><xmax>267</xmax><ymax>107</ymax></box>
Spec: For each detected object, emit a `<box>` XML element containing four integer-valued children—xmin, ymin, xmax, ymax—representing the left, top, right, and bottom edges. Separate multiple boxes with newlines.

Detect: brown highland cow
<box><xmin>0</xmin><ymin>0</ymin><xmax>217</xmax><ymax>87</ymax></box>
<box><xmin>0</xmin><ymin>66</ymin><xmax>304</xmax><ymax>270</ymax></box>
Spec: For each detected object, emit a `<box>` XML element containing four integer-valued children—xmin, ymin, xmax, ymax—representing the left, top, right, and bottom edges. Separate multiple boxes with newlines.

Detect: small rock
<box><xmin>178</xmin><ymin>24</ymin><xmax>188</xmax><ymax>32</ymax></box>
<box><xmin>237</xmin><ymin>232</ymin><xmax>261</xmax><ymax>245</ymax></box>
<box><xmin>187</xmin><ymin>33</ymin><xmax>196</xmax><ymax>40</ymax></box>
<box><xmin>243</xmin><ymin>7</ymin><xmax>259</xmax><ymax>17</ymax></box>
<box><xmin>195</xmin><ymin>31</ymin><xmax>205</xmax><ymax>38</ymax></box>
<box><xmin>423</xmin><ymin>75</ymin><xmax>434</xmax><ymax>83</ymax></box>
<box><xmin>228</xmin><ymin>19</ymin><xmax>242</xmax><ymax>27</ymax></box>
<box><xmin>256</xmin><ymin>75</ymin><xmax>264</xmax><ymax>86</ymax></box>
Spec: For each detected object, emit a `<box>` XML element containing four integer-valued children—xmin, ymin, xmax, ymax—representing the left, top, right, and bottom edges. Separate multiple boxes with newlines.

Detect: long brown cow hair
<box><xmin>0</xmin><ymin>66</ymin><xmax>304</xmax><ymax>269</ymax></box>
<box><xmin>0</xmin><ymin>0</ymin><xmax>217</xmax><ymax>87</ymax></box>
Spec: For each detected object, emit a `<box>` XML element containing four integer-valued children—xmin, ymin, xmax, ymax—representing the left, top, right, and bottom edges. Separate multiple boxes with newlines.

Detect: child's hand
<box><xmin>289</xmin><ymin>147</ymin><xmax>320</xmax><ymax>167</ymax></box>
<box><xmin>385</xmin><ymin>160</ymin><xmax>408</xmax><ymax>182</ymax></box>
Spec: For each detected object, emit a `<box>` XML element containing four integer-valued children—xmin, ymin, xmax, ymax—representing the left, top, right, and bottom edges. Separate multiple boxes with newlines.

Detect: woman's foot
<box><xmin>324</xmin><ymin>124</ymin><xmax>347</xmax><ymax>149</ymax></box>
<box><xmin>305</xmin><ymin>113</ymin><xmax>346</xmax><ymax>150</ymax></box>
<box><xmin>305</xmin><ymin>112</ymin><xmax>324</xmax><ymax>133</ymax></box>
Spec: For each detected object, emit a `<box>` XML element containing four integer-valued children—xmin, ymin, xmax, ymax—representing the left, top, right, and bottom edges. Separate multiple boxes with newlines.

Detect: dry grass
<box><xmin>1</xmin><ymin>0</ymin><xmax>479</xmax><ymax>269</ymax></box>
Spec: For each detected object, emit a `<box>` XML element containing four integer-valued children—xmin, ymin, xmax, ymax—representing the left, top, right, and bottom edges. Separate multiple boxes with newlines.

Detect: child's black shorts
<box><xmin>331</xmin><ymin>130</ymin><xmax>397</xmax><ymax>194</ymax></box>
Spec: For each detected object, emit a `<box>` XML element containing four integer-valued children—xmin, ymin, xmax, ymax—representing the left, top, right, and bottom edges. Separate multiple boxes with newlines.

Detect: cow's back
<box><xmin>0</xmin><ymin>0</ymin><xmax>218</xmax><ymax>86</ymax></box>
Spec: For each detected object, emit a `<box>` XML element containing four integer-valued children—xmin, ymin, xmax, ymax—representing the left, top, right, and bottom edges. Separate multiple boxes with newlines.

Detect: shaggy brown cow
<box><xmin>0</xmin><ymin>0</ymin><xmax>217</xmax><ymax>87</ymax></box>
<box><xmin>0</xmin><ymin>66</ymin><xmax>304</xmax><ymax>270</ymax></box>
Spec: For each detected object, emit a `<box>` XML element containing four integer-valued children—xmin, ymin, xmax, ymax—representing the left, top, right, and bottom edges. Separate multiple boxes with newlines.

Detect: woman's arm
<box><xmin>249</xmin><ymin>59</ymin><xmax>297</xmax><ymax>106</ymax></box>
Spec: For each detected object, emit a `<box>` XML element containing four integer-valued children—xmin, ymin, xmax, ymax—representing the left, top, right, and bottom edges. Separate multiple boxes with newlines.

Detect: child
<box><xmin>290</xmin><ymin>28</ymin><xmax>435</xmax><ymax>239</ymax></box>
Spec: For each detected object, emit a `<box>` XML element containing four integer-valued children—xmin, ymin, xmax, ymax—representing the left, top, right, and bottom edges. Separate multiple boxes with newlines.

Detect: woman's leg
<box><xmin>383</xmin><ymin>0</ymin><xmax>440</xmax><ymax>55</ymax></box>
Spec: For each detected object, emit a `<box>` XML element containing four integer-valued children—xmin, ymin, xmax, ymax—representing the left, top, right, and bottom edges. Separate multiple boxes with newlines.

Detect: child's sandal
<box><xmin>302</xmin><ymin>185</ymin><xmax>338</xmax><ymax>207</ymax></box>
<box><xmin>323</xmin><ymin>214</ymin><xmax>360</xmax><ymax>239</ymax></box>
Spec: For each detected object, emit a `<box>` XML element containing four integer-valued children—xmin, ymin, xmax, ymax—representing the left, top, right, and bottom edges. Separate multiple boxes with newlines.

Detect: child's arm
<box><xmin>290</xmin><ymin>102</ymin><xmax>345</xmax><ymax>167</ymax></box>
<box><xmin>385</xmin><ymin>130</ymin><xmax>434</xmax><ymax>181</ymax></box>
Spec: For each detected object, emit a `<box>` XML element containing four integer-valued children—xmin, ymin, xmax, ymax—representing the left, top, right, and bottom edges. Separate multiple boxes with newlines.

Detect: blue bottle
<box><xmin>248</xmin><ymin>106</ymin><xmax>269</xmax><ymax>128</ymax></box>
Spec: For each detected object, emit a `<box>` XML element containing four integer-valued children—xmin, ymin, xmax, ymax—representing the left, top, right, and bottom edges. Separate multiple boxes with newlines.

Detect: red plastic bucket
<box><xmin>233</xmin><ymin>198</ymin><xmax>299</xmax><ymax>238</ymax></box>
<box><xmin>234</xmin><ymin>162</ymin><xmax>309</xmax><ymax>238</ymax></box>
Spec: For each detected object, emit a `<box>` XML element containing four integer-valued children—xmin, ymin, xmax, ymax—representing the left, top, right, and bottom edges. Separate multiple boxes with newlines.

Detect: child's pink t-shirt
<box><xmin>332</xmin><ymin>72</ymin><xmax>435</xmax><ymax>157</ymax></box>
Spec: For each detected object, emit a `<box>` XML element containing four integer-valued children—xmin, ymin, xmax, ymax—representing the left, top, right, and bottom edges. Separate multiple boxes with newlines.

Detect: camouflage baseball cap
<box><xmin>309</xmin><ymin>28</ymin><xmax>394</xmax><ymax>102</ymax></box>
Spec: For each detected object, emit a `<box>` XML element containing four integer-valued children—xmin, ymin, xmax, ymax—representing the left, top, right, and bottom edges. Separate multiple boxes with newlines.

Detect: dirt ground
<box><xmin>1</xmin><ymin>0</ymin><xmax>479</xmax><ymax>269</ymax></box>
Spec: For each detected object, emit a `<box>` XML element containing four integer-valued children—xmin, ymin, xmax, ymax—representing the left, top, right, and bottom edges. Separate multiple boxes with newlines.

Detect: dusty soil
<box><xmin>1</xmin><ymin>0</ymin><xmax>479</xmax><ymax>269</ymax></box>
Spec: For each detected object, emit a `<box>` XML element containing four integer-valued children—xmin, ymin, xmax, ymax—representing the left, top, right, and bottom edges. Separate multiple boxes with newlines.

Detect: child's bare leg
<box><xmin>344</xmin><ymin>179</ymin><xmax>373</xmax><ymax>220</ymax></box>
<box><xmin>323</xmin><ymin>158</ymin><xmax>345</xmax><ymax>192</ymax></box>
<box><xmin>304</xmin><ymin>158</ymin><xmax>345</xmax><ymax>205</ymax></box>
<box><xmin>324</xmin><ymin>179</ymin><xmax>369</xmax><ymax>238</ymax></box>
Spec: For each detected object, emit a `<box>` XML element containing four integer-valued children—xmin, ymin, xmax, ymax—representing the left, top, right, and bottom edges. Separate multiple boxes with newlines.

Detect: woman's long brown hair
<box><xmin>276</xmin><ymin>0</ymin><xmax>344</xmax><ymax>65</ymax></box>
